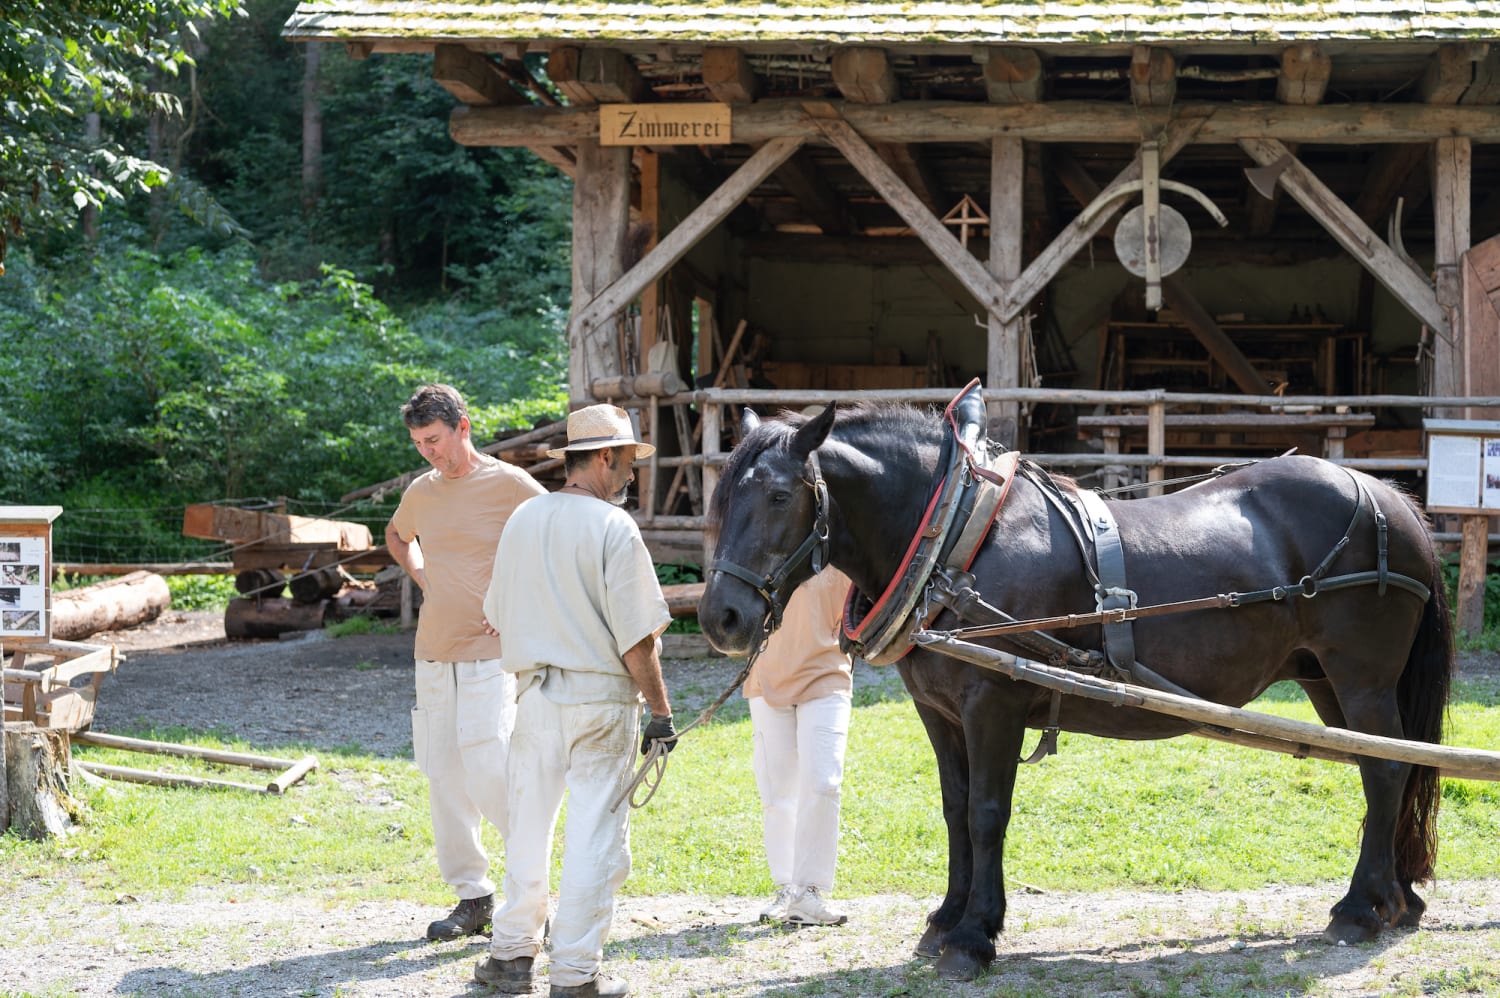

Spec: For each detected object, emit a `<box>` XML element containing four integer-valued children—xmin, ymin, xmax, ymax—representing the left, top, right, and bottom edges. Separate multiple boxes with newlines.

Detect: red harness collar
<box><xmin>840</xmin><ymin>386</ymin><xmax>1020</xmax><ymax>665</ymax></box>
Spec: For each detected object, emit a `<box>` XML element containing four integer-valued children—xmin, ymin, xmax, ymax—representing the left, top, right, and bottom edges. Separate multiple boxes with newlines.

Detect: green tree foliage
<box><xmin>0</xmin><ymin>0</ymin><xmax>242</xmax><ymax>264</ymax></box>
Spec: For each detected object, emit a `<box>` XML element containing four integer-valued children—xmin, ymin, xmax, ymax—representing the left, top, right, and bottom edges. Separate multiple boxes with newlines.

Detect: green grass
<box><xmin>9</xmin><ymin>678</ymin><xmax>1498</xmax><ymax>909</ymax></box>
<box><xmin>322</xmin><ymin>615</ymin><xmax>402</xmax><ymax>638</ymax></box>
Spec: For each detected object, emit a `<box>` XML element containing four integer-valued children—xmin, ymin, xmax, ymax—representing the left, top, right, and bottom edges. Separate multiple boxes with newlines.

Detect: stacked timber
<box><xmin>184</xmin><ymin>504</ymin><xmax>396</xmax><ymax>639</ymax></box>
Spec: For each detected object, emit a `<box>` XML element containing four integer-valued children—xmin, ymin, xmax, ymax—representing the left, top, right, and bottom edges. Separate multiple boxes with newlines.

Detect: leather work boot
<box><xmin>758</xmin><ymin>885</ymin><xmax>800</xmax><ymax>924</ymax></box>
<box><xmin>427</xmin><ymin>894</ymin><xmax>493</xmax><ymax>940</ymax></box>
<box><xmin>550</xmin><ymin>973</ymin><xmax>631</xmax><ymax>997</ymax></box>
<box><xmin>786</xmin><ymin>886</ymin><xmax>848</xmax><ymax>927</ymax></box>
<box><xmin>474</xmin><ymin>955</ymin><xmax>535</xmax><ymax>993</ymax></box>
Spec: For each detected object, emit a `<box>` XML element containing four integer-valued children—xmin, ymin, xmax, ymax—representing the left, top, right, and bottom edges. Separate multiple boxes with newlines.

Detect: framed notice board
<box><xmin>1424</xmin><ymin>420</ymin><xmax>1500</xmax><ymax>514</ymax></box>
<box><xmin>0</xmin><ymin>506</ymin><xmax>61</xmax><ymax>642</ymax></box>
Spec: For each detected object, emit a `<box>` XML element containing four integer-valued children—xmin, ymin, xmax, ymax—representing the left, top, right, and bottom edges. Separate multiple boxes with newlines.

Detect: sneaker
<box><xmin>785</xmin><ymin>886</ymin><xmax>848</xmax><ymax>926</ymax></box>
<box><xmin>474</xmin><ymin>955</ymin><xmax>535</xmax><ymax>993</ymax></box>
<box><xmin>550</xmin><ymin>974</ymin><xmax>630</xmax><ymax>997</ymax></box>
<box><xmin>427</xmin><ymin>894</ymin><xmax>493</xmax><ymax>940</ymax></box>
<box><xmin>758</xmin><ymin>885</ymin><xmax>800</xmax><ymax>924</ymax></box>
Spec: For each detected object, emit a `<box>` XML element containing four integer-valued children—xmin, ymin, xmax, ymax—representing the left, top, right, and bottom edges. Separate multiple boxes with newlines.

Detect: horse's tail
<box><xmin>1393</xmin><ymin>535</ymin><xmax>1455</xmax><ymax>885</ymax></box>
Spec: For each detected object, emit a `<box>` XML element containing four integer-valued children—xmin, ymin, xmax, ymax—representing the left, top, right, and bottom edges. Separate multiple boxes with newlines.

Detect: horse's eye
<box><xmin>769</xmin><ymin>491</ymin><xmax>792</xmax><ymax>506</ymax></box>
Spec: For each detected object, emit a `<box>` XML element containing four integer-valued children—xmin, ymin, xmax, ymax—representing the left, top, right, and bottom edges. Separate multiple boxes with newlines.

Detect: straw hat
<box><xmin>546</xmin><ymin>403</ymin><xmax>656</xmax><ymax>460</ymax></box>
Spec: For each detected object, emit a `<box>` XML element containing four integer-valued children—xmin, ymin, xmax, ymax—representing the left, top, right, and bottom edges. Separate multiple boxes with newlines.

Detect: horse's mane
<box><xmin>706</xmin><ymin>402</ymin><xmax>941</xmax><ymax>543</ymax></box>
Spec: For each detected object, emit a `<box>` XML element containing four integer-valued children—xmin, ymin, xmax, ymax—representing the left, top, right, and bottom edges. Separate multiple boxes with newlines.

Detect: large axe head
<box><xmin>1244</xmin><ymin>154</ymin><xmax>1293</xmax><ymax>199</ymax></box>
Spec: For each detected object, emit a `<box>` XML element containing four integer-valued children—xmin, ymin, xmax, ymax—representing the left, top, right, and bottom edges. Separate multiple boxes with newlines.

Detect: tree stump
<box><xmin>1</xmin><ymin>722</ymin><xmax>75</xmax><ymax>839</ymax></box>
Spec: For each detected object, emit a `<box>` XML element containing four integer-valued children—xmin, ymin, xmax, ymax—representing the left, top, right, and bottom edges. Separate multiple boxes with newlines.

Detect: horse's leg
<box><xmin>1322</xmin><ymin>687</ymin><xmax>1413</xmax><ymax>944</ymax></box>
<box><xmin>934</xmin><ymin>683</ymin><xmax>1030</xmax><ymax>982</ymax></box>
<box><xmin>910</xmin><ymin>699</ymin><xmax>971</xmax><ymax>960</ymax></box>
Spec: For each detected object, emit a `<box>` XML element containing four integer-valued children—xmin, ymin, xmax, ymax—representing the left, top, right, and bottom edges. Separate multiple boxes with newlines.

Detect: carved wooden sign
<box><xmin>599</xmin><ymin>104</ymin><xmax>731</xmax><ymax>146</ymax></box>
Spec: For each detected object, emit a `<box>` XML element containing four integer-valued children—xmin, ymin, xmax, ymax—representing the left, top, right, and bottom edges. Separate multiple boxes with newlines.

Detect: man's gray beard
<box><xmin>609</xmin><ymin>485</ymin><xmax>629</xmax><ymax>506</ymax></box>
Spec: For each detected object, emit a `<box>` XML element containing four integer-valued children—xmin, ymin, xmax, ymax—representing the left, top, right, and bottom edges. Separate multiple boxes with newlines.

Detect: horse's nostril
<box><xmin>720</xmin><ymin>606</ymin><xmax>741</xmax><ymax>636</ymax></box>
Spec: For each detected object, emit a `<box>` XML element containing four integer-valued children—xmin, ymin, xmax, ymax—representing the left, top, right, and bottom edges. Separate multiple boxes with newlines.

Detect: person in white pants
<box><xmin>386</xmin><ymin>383</ymin><xmax>545</xmax><ymax>941</ymax></box>
<box><xmin>477</xmin><ymin>404</ymin><xmax>676</xmax><ymax>998</ymax></box>
<box><xmin>746</xmin><ymin>565</ymin><xmax>854</xmax><ymax>927</ymax></box>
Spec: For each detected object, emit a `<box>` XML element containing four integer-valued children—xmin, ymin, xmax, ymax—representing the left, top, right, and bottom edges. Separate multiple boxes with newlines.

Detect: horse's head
<box><xmin>699</xmin><ymin>404</ymin><xmax>837</xmax><ymax>655</ymax></box>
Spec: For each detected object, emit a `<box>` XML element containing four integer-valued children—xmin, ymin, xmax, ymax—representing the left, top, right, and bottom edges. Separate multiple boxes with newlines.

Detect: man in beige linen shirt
<box><xmin>476</xmin><ymin>403</ymin><xmax>674</xmax><ymax>998</ymax></box>
<box><xmin>385</xmin><ymin>383</ymin><xmax>545</xmax><ymax>941</ymax></box>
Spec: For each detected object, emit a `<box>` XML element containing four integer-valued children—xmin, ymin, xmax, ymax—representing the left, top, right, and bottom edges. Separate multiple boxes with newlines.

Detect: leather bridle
<box><xmin>709</xmin><ymin>450</ymin><xmax>831</xmax><ymax>631</ymax></box>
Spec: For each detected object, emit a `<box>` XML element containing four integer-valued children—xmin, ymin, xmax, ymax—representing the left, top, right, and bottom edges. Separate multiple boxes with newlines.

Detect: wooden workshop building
<box><xmin>285</xmin><ymin>3</ymin><xmax>1500</xmax><ymax>534</ymax></box>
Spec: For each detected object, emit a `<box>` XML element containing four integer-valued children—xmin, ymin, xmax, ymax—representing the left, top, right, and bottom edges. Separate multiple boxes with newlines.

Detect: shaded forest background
<box><xmin>2</xmin><ymin>0</ymin><xmax>573</xmax><ymax>561</ymax></box>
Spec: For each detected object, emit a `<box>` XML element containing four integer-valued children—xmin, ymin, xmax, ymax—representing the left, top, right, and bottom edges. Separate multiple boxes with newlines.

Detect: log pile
<box><xmin>184</xmin><ymin>504</ymin><xmax>396</xmax><ymax>639</ymax></box>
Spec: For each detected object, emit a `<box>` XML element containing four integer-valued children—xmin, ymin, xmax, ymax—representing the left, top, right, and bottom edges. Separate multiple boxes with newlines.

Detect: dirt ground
<box><xmin>6</xmin><ymin>610</ymin><xmax>1500</xmax><ymax>997</ymax></box>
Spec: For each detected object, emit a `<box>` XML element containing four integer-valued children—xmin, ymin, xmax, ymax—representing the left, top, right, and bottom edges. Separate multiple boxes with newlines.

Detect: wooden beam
<box><xmin>989</xmin><ymin>136</ymin><xmax>1025</xmax><ymax>447</ymax></box>
<box><xmin>1421</xmin><ymin>43</ymin><xmax>1487</xmax><ymax>104</ymax></box>
<box><xmin>830</xmin><ymin>47</ymin><xmax>900</xmax><ymax>105</ymax></box>
<box><xmin>1159</xmin><ymin>280</ymin><xmax>1271</xmax><ymax>395</ymax></box>
<box><xmin>702</xmin><ymin>46</ymin><xmax>759</xmax><ymax>104</ymax></box>
<box><xmin>569</xmin><ymin>140</ymin><xmax>634</xmax><ymax>405</ymax></box>
<box><xmin>450</xmin><ymin>98</ymin><xmax>1500</xmax><ymax>148</ymax></box>
<box><xmin>1006</xmin><ymin>111</ymin><xmax>1211</xmax><ymax>321</ymax></box>
<box><xmin>1432</xmin><ymin>136</ymin><xmax>1471</xmax><ymax>408</ymax></box>
<box><xmin>874</xmin><ymin>141</ymin><xmax>943</xmax><ymax>215</ymax></box>
<box><xmin>433</xmin><ymin>44</ymin><xmax>520</xmax><ymax>107</ymax></box>
<box><xmin>773</xmin><ymin>147</ymin><xmax>852</xmax><ymax>236</ymax></box>
<box><xmin>1462</xmin><ymin>45</ymin><xmax>1500</xmax><ymax>105</ymax></box>
<box><xmin>570</xmin><ymin>135</ymin><xmax>805</xmax><ymax>342</ymax></box>
<box><xmin>804</xmin><ymin>105</ymin><xmax>1005</xmax><ymax>319</ymax></box>
<box><xmin>1238</xmin><ymin>137</ymin><xmax>1447</xmax><ymax>336</ymax></box>
<box><xmin>1130</xmin><ymin>46</ymin><xmax>1176</xmax><ymax>107</ymax></box>
<box><xmin>547</xmin><ymin>46</ymin><xmax>647</xmax><ymax>106</ymax></box>
<box><xmin>1245</xmin><ymin>140</ymin><xmax>1295</xmax><ymax>238</ymax></box>
<box><xmin>981</xmin><ymin>47</ymin><xmax>1043</xmax><ymax>104</ymax></box>
<box><xmin>1461</xmin><ymin>235</ymin><xmax>1500</xmax><ymax>419</ymax></box>
<box><xmin>1276</xmin><ymin>44</ymin><xmax>1332</xmax><ymax>105</ymax></box>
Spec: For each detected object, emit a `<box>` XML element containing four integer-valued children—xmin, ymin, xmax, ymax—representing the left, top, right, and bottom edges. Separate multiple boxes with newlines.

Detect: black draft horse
<box><xmin>699</xmin><ymin>403</ymin><xmax>1453</xmax><ymax>980</ymax></box>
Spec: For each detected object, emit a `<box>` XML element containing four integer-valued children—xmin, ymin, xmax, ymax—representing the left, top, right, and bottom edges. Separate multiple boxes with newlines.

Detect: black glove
<box><xmin>641</xmin><ymin>713</ymin><xmax>677</xmax><ymax>755</ymax></box>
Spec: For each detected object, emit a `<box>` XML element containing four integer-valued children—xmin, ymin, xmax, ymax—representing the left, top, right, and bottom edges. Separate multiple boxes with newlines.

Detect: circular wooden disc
<box><xmin>1114</xmin><ymin>203</ymin><xmax>1192</xmax><ymax>278</ymax></box>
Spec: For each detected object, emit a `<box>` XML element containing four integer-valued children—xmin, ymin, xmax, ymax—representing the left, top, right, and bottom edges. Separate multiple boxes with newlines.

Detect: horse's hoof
<box><xmin>913</xmin><ymin>923</ymin><xmax>945</xmax><ymax>960</ymax></box>
<box><xmin>1322</xmin><ymin>916</ymin><xmax>1380</xmax><ymax>945</ymax></box>
<box><xmin>1394</xmin><ymin>886</ymin><xmax>1426</xmax><ymax>928</ymax></box>
<box><xmin>935</xmin><ymin>947</ymin><xmax>985</xmax><ymax>981</ymax></box>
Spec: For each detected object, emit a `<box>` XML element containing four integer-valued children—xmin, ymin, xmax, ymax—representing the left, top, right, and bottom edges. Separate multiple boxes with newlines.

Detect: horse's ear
<box><xmin>741</xmin><ymin>408</ymin><xmax>761</xmax><ymax>433</ymax></box>
<box><xmin>791</xmin><ymin>403</ymin><xmax>835</xmax><ymax>457</ymax></box>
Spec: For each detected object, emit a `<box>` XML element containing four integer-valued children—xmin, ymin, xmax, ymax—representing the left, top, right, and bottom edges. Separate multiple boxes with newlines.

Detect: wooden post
<box><xmin>1458</xmin><ymin>514</ymin><xmax>1489</xmax><ymax>637</ymax></box>
<box><xmin>638</xmin><ymin>149</ymin><xmax>662</xmax><ymax>378</ymax></box>
<box><xmin>568</xmin><ymin>140</ymin><xmax>633</xmax><ymax>407</ymax></box>
<box><xmin>701</xmin><ymin>401</ymin><xmax>722</xmax><ymax>540</ymax></box>
<box><xmin>645</xmin><ymin>396</ymin><xmax>660</xmax><ymax>523</ymax></box>
<box><xmin>1146</xmin><ymin>401</ymin><xmax>1166</xmax><ymax>496</ymax></box>
<box><xmin>399</xmin><ymin>574</ymin><xmax>414</xmax><ymax>630</ymax></box>
<box><xmin>989</xmin><ymin>136</ymin><xmax>1025</xmax><ymax>448</ymax></box>
<box><xmin>1432</xmin><ymin>136</ymin><xmax>1471</xmax><ymax>416</ymax></box>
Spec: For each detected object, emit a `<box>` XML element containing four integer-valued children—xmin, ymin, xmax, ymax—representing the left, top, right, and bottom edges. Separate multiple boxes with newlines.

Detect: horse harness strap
<box><xmin>1073</xmin><ymin>488</ymin><xmax>1137</xmax><ymax>674</ymax></box>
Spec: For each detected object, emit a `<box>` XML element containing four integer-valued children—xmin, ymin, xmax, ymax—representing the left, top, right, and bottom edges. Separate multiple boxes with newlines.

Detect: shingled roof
<box><xmin>284</xmin><ymin>2</ymin><xmax>1500</xmax><ymax>50</ymax></box>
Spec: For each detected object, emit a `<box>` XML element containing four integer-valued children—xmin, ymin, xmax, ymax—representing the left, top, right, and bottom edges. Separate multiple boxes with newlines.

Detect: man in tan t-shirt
<box><xmin>385</xmin><ymin>383</ymin><xmax>545</xmax><ymax>942</ymax></box>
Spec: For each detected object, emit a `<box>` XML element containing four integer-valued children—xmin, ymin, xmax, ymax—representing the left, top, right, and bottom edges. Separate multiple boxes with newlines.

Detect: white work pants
<box><xmin>412</xmin><ymin>659</ymin><xmax>515</xmax><ymax>900</ymax></box>
<box><xmin>749</xmin><ymin>691</ymin><xmax>851</xmax><ymax>892</ymax></box>
<box><xmin>489</xmin><ymin>686</ymin><xmax>638</xmax><ymax>988</ymax></box>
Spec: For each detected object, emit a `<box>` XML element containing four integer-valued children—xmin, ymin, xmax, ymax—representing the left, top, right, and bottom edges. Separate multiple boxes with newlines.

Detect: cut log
<box><xmin>660</xmin><ymin>582</ymin><xmax>704</xmax><ymax>618</ymax></box>
<box><xmin>223</xmin><ymin>597</ymin><xmax>329</xmax><ymax>639</ymax></box>
<box><xmin>235</xmin><ymin>568</ymin><xmax>286</xmax><ymax>598</ymax></box>
<box><xmin>1</xmin><ymin>722</ymin><xmax>74</xmax><ymax>838</ymax></box>
<box><xmin>50</xmin><ymin>571</ymin><xmax>170</xmax><ymax>641</ymax></box>
<box><xmin>329</xmin><ymin>586</ymin><xmax>382</xmax><ymax>620</ymax></box>
<box><xmin>288</xmin><ymin>566</ymin><xmax>353</xmax><ymax>604</ymax></box>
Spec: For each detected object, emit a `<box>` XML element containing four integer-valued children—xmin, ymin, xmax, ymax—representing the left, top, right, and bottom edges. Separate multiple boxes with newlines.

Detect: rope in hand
<box><xmin>608</xmin><ymin>626</ymin><xmax>771</xmax><ymax>813</ymax></box>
